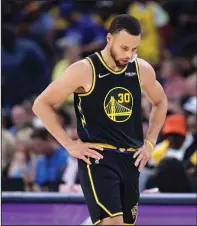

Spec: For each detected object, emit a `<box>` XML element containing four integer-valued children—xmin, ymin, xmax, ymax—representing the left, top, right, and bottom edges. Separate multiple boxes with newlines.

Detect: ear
<box><xmin>107</xmin><ymin>33</ymin><xmax>112</xmax><ymax>43</ymax></box>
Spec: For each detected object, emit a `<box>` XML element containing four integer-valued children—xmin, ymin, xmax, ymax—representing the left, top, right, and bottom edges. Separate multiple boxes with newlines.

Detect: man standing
<box><xmin>33</xmin><ymin>15</ymin><xmax>167</xmax><ymax>225</ymax></box>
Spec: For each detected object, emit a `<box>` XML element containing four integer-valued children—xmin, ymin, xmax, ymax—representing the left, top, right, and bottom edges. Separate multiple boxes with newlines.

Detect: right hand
<box><xmin>66</xmin><ymin>141</ymin><xmax>104</xmax><ymax>165</ymax></box>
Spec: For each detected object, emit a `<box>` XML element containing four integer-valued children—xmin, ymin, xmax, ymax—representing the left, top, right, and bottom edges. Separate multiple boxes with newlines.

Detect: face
<box><xmin>107</xmin><ymin>30</ymin><xmax>141</xmax><ymax>68</ymax></box>
<box><xmin>31</xmin><ymin>138</ymin><xmax>50</xmax><ymax>155</ymax></box>
<box><xmin>11</xmin><ymin>106</ymin><xmax>27</xmax><ymax>126</ymax></box>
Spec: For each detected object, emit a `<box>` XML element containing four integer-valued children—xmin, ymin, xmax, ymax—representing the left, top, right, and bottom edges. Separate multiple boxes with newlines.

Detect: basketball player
<box><xmin>33</xmin><ymin>15</ymin><xmax>167</xmax><ymax>225</ymax></box>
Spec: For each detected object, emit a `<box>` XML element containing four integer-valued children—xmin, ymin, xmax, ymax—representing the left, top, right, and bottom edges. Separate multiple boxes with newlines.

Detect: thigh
<box><xmin>78</xmin><ymin>152</ymin><xmax>123</xmax><ymax>225</ymax></box>
<box><xmin>121</xmin><ymin>154</ymin><xmax>140</xmax><ymax>225</ymax></box>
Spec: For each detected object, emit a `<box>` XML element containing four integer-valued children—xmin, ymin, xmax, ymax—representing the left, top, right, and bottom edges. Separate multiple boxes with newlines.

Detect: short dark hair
<box><xmin>31</xmin><ymin>128</ymin><xmax>52</xmax><ymax>141</ymax></box>
<box><xmin>109</xmin><ymin>14</ymin><xmax>141</xmax><ymax>36</ymax></box>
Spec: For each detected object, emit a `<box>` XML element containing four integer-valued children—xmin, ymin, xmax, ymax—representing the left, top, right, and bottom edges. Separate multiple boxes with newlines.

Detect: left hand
<box><xmin>133</xmin><ymin>143</ymin><xmax>152</xmax><ymax>172</ymax></box>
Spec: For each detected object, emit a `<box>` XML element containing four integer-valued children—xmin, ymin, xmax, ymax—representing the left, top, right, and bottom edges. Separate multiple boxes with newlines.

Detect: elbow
<box><xmin>154</xmin><ymin>94</ymin><xmax>168</xmax><ymax>109</ymax></box>
<box><xmin>159</xmin><ymin>94</ymin><xmax>168</xmax><ymax>111</ymax></box>
<box><xmin>32</xmin><ymin>97</ymin><xmax>43</xmax><ymax>116</ymax></box>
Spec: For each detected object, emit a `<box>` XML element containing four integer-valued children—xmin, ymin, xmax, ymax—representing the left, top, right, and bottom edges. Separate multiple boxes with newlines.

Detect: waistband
<box><xmin>86</xmin><ymin>142</ymin><xmax>137</xmax><ymax>154</ymax></box>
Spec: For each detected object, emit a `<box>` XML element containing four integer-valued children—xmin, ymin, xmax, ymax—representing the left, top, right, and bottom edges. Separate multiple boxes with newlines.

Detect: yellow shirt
<box><xmin>151</xmin><ymin>140</ymin><xmax>170</xmax><ymax>164</ymax></box>
<box><xmin>51</xmin><ymin>59</ymin><xmax>74</xmax><ymax>104</ymax></box>
<box><xmin>128</xmin><ymin>2</ymin><xmax>160</xmax><ymax>65</ymax></box>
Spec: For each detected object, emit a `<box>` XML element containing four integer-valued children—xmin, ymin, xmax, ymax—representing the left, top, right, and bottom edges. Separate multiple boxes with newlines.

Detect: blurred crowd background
<box><xmin>2</xmin><ymin>0</ymin><xmax>197</xmax><ymax>194</ymax></box>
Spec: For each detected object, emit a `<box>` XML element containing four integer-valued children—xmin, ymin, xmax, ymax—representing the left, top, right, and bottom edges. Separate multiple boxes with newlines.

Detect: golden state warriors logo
<box><xmin>104</xmin><ymin>87</ymin><xmax>133</xmax><ymax>123</ymax></box>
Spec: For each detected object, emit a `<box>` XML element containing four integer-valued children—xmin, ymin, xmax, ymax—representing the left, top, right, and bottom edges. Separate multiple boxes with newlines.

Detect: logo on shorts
<box><xmin>131</xmin><ymin>203</ymin><xmax>138</xmax><ymax>219</ymax></box>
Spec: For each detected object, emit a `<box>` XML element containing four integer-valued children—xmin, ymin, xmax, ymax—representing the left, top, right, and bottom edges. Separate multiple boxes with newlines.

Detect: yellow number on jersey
<box><xmin>118</xmin><ymin>93</ymin><xmax>130</xmax><ymax>103</ymax></box>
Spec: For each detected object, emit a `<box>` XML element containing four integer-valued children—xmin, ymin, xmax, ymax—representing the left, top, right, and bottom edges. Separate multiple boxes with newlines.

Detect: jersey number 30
<box><xmin>118</xmin><ymin>93</ymin><xmax>130</xmax><ymax>103</ymax></box>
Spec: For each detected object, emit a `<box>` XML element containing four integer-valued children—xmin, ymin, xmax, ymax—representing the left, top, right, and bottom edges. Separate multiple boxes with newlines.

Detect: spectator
<box><xmin>22</xmin><ymin>98</ymin><xmax>38</xmax><ymax>122</ymax></box>
<box><xmin>9</xmin><ymin>105</ymin><xmax>28</xmax><ymax>134</ymax></box>
<box><xmin>51</xmin><ymin>45</ymin><xmax>81</xmax><ymax>107</ymax></box>
<box><xmin>60</xmin><ymin>126</ymin><xmax>80</xmax><ymax>192</ymax></box>
<box><xmin>52</xmin><ymin>45</ymin><xmax>81</xmax><ymax>82</ymax></box>
<box><xmin>58</xmin><ymin>6</ymin><xmax>106</xmax><ymax>58</ymax></box>
<box><xmin>160</xmin><ymin>59</ymin><xmax>189</xmax><ymax>113</ymax></box>
<box><xmin>2</xmin><ymin>126</ymin><xmax>35</xmax><ymax>191</ymax></box>
<box><xmin>151</xmin><ymin>114</ymin><xmax>194</xmax><ymax>165</ymax></box>
<box><xmin>25</xmin><ymin>3</ymin><xmax>56</xmax><ymax>69</ymax></box>
<box><xmin>146</xmin><ymin>158</ymin><xmax>192</xmax><ymax>193</ymax></box>
<box><xmin>31</xmin><ymin>128</ymin><xmax>69</xmax><ymax>191</ymax></box>
<box><xmin>93</xmin><ymin>1</ymin><xmax>118</xmax><ymax>32</ymax></box>
<box><xmin>2</xmin><ymin>24</ymin><xmax>49</xmax><ymax>108</ymax></box>
<box><xmin>2</xmin><ymin>129</ymin><xmax>16</xmax><ymax>171</ymax></box>
<box><xmin>127</xmin><ymin>0</ymin><xmax>169</xmax><ymax>66</ymax></box>
<box><xmin>163</xmin><ymin>0</ymin><xmax>197</xmax><ymax>44</ymax></box>
<box><xmin>185</xmin><ymin>73</ymin><xmax>197</xmax><ymax>96</ymax></box>
<box><xmin>183</xmin><ymin>97</ymin><xmax>197</xmax><ymax>170</ymax></box>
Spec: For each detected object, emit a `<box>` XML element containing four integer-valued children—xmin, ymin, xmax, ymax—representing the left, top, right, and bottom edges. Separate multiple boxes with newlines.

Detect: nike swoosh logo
<box><xmin>98</xmin><ymin>73</ymin><xmax>110</xmax><ymax>78</ymax></box>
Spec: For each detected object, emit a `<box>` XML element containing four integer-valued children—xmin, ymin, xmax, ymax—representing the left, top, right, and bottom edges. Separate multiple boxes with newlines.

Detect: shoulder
<box><xmin>61</xmin><ymin>59</ymin><xmax>92</xmax><ymax>85</ymax></box>
<box><xmin>137</xmin><ymin>58</ymin><xmax>155</xmax><ymax>75</ymax></box>
<box><xmin>137</xmin><ymin>58</ymin><xmax>156</xmax><ymax>84</ymax></box>
<box><xmin>68</xmin><ymin>59</ymin><xmax>92</xmax><ymax>74</ymax></box>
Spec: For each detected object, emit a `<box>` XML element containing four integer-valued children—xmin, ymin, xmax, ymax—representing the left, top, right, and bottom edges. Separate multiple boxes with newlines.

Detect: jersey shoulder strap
<box><xmin>78</xmin><ymin>53</ymin><xmax>99</xmax><ymax>97</ymax></box>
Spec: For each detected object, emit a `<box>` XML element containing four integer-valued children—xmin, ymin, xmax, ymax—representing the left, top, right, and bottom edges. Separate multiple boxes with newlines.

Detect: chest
<box><xmin>94</xmin><ymin>62</ymin><xmax>140</xmax><ymax>94</ymax></box>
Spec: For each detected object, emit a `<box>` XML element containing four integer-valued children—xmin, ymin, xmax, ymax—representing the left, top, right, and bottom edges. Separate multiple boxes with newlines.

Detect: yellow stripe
<box><xmin>86</xmin><ymin>142</ymin><xmax>136</xmax><ymax>152</ymax></box>
<box><xmin>78</xmin><ymin>57</ymin><xmax>96</xmax><ymax>96</ymax></box>
<box><xmin>77</xmin><ymin>97</ymin><xmax>87</xmax><ymax>129</ymax></box>
<box><xmin>94</xmin><ymin>220</ymin><xmax>101</xmax><ymax>225</ymax></box>
<box><xmin>190</xmin><ymin>151</ymin><xmax>197</xmax><ymax>165</ymax></box>
<box><xmin>87</xmin><ymin>156</ymin><xmax>123</xmax><ymax>217</ymax></box>
<box><xmin>135</xmin><ymin>59</ymin><xmax>142</xmax><ymax>89</ymax></box>
<box><xmin>87</xmin><ymin>142</ymin><xmax>116</xmax><ymax>149</ymax></box>
<box><xmin>95</xmin><ymin>52</ymin><xmax>128</xmax><ymax>74</ymax></box>
<box><xmin>145</xmin><ymin>139</ymin><xmax>154</xmax><ymax>152</ymax></box>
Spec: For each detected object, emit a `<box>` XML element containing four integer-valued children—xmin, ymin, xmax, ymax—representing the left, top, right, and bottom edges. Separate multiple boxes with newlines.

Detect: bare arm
<box><xmin>139</xmin><ymin>58</ymin><xmax>168</xmax><ymax>146</ymax></box>
<box><xmin>33</xmin><ymin>60</ymin><xmax>88</xmax><ymax>146</ymax></box>
<box><xmin>32</xmin><ymin>60</ymin><xmax>103</xmax><ymax>164</ymax></box>
<box><xmin>134</xmin><ymin>59</ymin><xmax>168</xmax><ymax>171</ymax></box>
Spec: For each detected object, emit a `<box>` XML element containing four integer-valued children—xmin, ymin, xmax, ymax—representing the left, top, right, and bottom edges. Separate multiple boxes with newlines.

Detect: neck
<box><xmin>101</xmin><ymin>46</ymin><xmax>123</xmax><ymax>71</ymax></box>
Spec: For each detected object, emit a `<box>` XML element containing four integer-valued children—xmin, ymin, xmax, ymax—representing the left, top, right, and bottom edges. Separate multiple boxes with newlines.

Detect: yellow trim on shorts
<box><xmin>87</xmin><ymin>156</ymin><xmax>123</xmax><ymax>217</ymax></box>
<box><xmin>94</xmin><ymin>220</ymin><xmax>101</xmax><ymax>225</ymax></box>
<box><xmin>78</xmin><ymin>57</ymin><xmax>96</xmax><ymax>96</ymax></box>
<box><xmin>135</xmin><ymin>59</ymin><xmax>142</xmax><ymax>90</ymax></box>
<box><xmin>95</xmin><ymin>52</ymin><xmax>128</xmax><ymax>74</ymax></box>
<box><xmin>86</xmin><ymin>142</ymin><xmax>136</xmax><ymax>152</ymax></box>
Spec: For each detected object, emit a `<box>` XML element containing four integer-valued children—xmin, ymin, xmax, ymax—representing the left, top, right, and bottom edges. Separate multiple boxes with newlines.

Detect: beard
<box><xmin>110</xmin><ymin>46</ymin><xmax>124</xmax><ymax>68</ymax></box>
<box><xmin>110</xmin><ymin>46</ymin><xmax>129</xmax><ymax>68</ymax></box>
